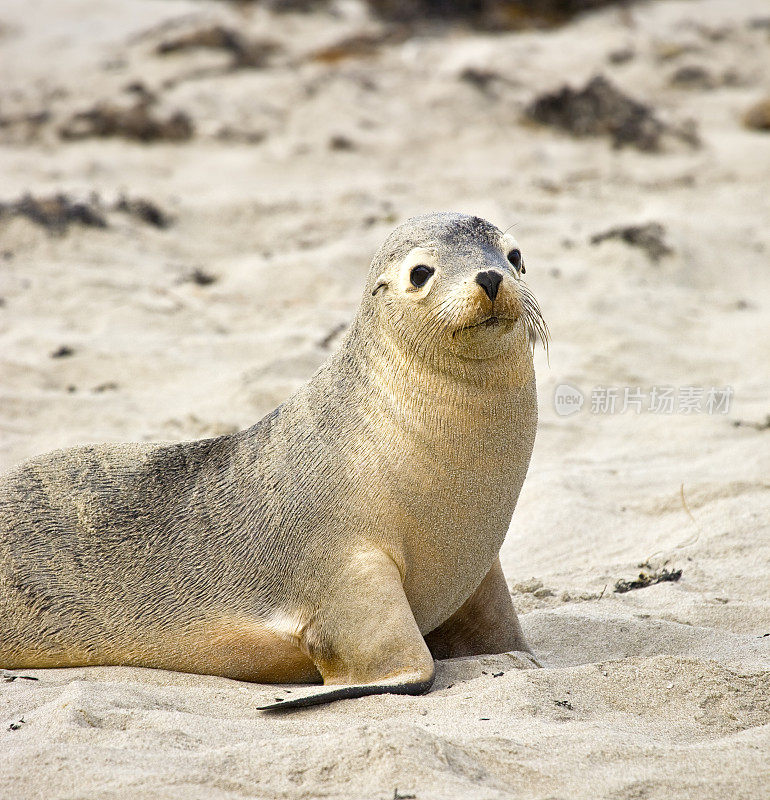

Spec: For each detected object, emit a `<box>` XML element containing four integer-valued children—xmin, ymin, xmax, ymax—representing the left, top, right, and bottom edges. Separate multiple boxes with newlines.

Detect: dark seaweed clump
<box><xmin>590</xmin><ymin>222</ymin><xmax>673</xmax><ymax>263</ymax></box>
<box><xmin>0</xmin><ymin>194</ymin><xmax>107</xmax><ymax>233</ymax></box>
<box><xmin>155</xmin><ymin>25</ymin><xmax>281</xmax><ymax>69</ymax></box>
<box><xmin>271</xmin><ymin>0</ymin><xmax>630</xmax><ymax>29</ymax></box>
<box><xmin>614</xmin><ymin>567</ymin><xmax>682</xmax><ymax>594</ymax></box>
<box><xmin>114</xmin><ymin>196</ymin><xmax>172</xmax><ymax>229</ymax></box>
<box><xmin>59</xmin><ymin>100</ymin><xmax>193</xmax><ymax>143</ymax></box>
<box><xmin>0</xmin><ymin>193</ymin><xmax>172</xmax><ymax>234</ymax></box>
<box><xmin>526</xmin><ymin>75</ymin><xmax>698</xmax><ymax>151</ymax></box>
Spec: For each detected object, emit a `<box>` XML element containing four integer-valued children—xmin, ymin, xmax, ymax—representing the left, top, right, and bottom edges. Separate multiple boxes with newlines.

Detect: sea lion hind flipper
<box><xmin>425</xmin><ymin>557</ymin><xmax>532</xmax><ymax>659</ymax></box>
<box><xmin>257</xmin><ymin>673</ymin><xmax>434</xmax><ymax>712</ymax></box>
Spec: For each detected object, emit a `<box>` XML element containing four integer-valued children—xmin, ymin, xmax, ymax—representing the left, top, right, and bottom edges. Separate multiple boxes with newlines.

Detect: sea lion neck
<box><xmin>319</xmin><ymin>315</ymin><xmax>535</xmax><ymax>433</ymax></box>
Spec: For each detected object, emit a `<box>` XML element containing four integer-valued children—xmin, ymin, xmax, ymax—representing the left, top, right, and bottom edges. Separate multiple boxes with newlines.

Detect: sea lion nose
<box><xmin>475</xmin><ymin>270</ymin><xmax>503</xmax><ymax>302</ymax></box>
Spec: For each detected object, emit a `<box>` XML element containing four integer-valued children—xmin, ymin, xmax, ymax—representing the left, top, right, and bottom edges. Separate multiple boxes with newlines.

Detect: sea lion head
<box><xmin>365</xmin><ymin>212</ymin><xmax>548</xmax><ymax>365</ymax></box>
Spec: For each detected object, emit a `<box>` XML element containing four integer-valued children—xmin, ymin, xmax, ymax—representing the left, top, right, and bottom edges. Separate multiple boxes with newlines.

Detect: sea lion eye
<box><xmin>410</xmin><ymin>265</ymin><xmax>434</xmax><ymax>288</ymax></box>
<box><xmin>507</xmin><ymin>249</ymin><xmax>523</xmax><ymax>272</ymax></box>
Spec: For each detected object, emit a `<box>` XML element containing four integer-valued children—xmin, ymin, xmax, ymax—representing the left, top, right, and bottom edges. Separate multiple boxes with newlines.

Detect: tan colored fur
<box><xmin>0</xmin><ymin>213</ymin><xmax>546</xmax><ymax>707</ymax></box>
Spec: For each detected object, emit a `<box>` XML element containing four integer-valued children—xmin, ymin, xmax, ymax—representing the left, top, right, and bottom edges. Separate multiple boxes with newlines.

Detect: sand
<box><xmin>1</xmin><ymin>0</ymin><xmax>769</xmax><ymax>797</ymax></box>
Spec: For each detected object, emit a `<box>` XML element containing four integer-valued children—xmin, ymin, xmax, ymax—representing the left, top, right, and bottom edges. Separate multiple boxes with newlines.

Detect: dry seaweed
<box><xmin>732</xmin><ymin>414</ymin><xmax>770</xmax><ymax>431</ymax></box>
<box><xmin>156</xmin><ymin>25</ymin><xmax>281</xmax><ymax>69</ymax></box>
<box><xmin>0</xmin><ymin>109</ymin><xmax>51</xmax><ymax>144</ymax></box>
<box><xmin>238</xmin><ymin>0</ymin><xmax>635</xmax><ymax>29</ymax></box>
<box><xmin>0</xmin><ymin>194</ymin><xmax>107</xmax><ymax>233</ymax></box>
<box><xmin>309</xmin><ymin>29</ymin><xmax>406</xmax><ymax>63</ymax></box>
<box><xmin>179</xmin><ymin>268</ymin><xmax>218</xmax><ymax>287</ymax></box>
<box><xmin>526</xmin><ymin>75</ymin><xmax>698</xmax><ymax>151</ymax></box>
<box><xmin>262</xmin><ymin>0</ymin><xmax>329</xmax><ymax>10</ymax></box>
<box><xmin>590</xmin><ymin>222</ymin><xmax>672</xmax><ymax>263</ymax></box>
<box><xmin>614</xmin><ymin>567</ymin><xmax>682</xmax><ymax>594</ymax></box>
<box><xmin>0</xmin><ymin>192</ymin><xmax>173</xmax><ymax>234</ymax></box>
<box><xmin>365</xmin><ymin>0</ymin><xmax>627</xmax><ymax>29</ymax></box>
<box><xmin>328</xmin><ymin>134</ymin><xmax>356</xmax><ymax>151</ymax></box>
<box><xmin>59</xmin><ymin>100</ymin><xmax>193</xmax><ymax>143</ymax></box>
<box><xmin>459</xmin><ymin>67</ymin><xmax>509</xmax><ymax>95</ymax></box>
<box><xmin>743</xmin><ymin>98</ymin><xmax>770</xmax><ymax>131</ymax></box>
<box><xmin>114</xmin><ymin>196</ymin><xmax>172</xmax><ymax>229</ymax></box>
<box><xmin>608</xmin><ymin>47</ymin><xmax>635</xmax><ymax>64</ymax></box>
<box><xmin>669</xmin><ymin>65</ymin><xmax>716</xmax><ymax>90</ymax></box>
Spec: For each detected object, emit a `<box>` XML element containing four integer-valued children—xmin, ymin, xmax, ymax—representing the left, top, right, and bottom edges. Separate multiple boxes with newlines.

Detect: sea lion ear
<box><xmin>372</xmin><ymin>274</ymin><xmax>388</xmax><ymax>296</ymax></box>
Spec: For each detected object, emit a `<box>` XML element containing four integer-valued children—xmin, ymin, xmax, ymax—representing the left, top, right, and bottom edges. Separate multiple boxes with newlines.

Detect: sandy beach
<box><xmin>1</xmin><ymin>0</ymin><xmax>769</xmax><ymax>797</ymax></box>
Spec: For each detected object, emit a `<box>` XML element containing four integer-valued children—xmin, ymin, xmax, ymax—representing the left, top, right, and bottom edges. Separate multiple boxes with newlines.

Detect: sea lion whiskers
<box><xmin>517</xmin><ymin>281</ymin><xmax>550</xmax><ymax>355</ymax></box>
<box><xmin>411</xmin><ymin>296</ymin><xmax>458</xmax><ymax>358</ymax></box>
<box><xmin>392</xmin><ymin>294</ymin><xmax>459</xmax><ymax>382</ymax></box>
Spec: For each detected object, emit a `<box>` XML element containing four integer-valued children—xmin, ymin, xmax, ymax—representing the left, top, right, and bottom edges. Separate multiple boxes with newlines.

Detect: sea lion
<box><xmin>0</xmin><ymin>212</ymin><xmax>548</xmax><ymax>709</ymax></box>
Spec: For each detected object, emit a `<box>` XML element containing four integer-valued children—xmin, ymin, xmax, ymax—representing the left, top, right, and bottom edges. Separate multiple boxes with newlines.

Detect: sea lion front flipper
<box><xmin>256</xmin><ymin>673</ymin><xmax>432</xmax><ymax>711</ymax></box>
<box><xmin>424</xmin><ymin>557</ymin><xmax>532</xmax><ymax>659</ymax></box>
<box><xmin>259</xmin><ymin>549</ymin><xmax>435</xmax><ymax>712</ymax></box>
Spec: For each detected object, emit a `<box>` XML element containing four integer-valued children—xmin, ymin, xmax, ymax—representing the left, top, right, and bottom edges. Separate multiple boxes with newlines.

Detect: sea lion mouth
<box><xmin>453</xmin><ymin>315</ymin><xmax>514</xmax><ymax>336</ymax></box>
<box><xmin>472</xmin><ymin>315</ymin><xmax>502</xmax><ymax>329</ymax></box>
